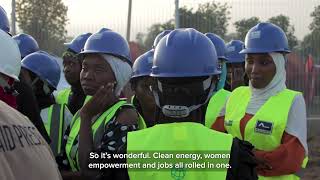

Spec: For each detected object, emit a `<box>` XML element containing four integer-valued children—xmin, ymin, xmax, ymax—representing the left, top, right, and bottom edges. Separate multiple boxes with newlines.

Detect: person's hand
<box><xmin>255</xmin><ymin>155</ymin><xmax>272</xmax><ymax>171</ymax></box>
<box><xmin>79</xmin><ymin>82</ymin><xmax>117</xmax><ymax>120</ymax></box>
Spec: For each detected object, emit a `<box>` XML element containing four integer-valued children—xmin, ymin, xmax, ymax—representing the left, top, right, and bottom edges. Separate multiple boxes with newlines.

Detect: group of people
<box><xmin>0</xmin><ymin>5</ymin><xmax>308</xmax><ymax>180</ymax></box>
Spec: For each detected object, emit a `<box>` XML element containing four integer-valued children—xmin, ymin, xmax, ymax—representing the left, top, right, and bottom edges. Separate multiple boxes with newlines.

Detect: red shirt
<box><xmin>212</xmin><ymin>114</ymin><xmax>305</xmax><ymax>176</ymax></box>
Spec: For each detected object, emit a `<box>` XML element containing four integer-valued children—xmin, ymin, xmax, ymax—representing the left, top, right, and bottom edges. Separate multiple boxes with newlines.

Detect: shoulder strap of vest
<box><xmin>205</xmin><ymin>89</ymin><xmax>231</xmax><ymax>127</ymax></box>
<box><xmin>56</xmin><ymin>88</ymin><xmax>71</xmax><ymax>104</ymax></box>
<box><xmin>102</xmin><ymin>102</ymin><xmax>147</xmax><ymax>129</ymax></box>
<box><xmin>226</xmin><ymin>86</ymin><xmax>251</xmax><ymax>115</ymax></box>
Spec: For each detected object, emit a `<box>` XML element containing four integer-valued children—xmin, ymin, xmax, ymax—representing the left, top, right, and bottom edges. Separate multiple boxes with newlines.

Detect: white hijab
<box><xmin>101</xmin><ymin>54</ymin><xmax>132</xmax><ymax>96</ymax></box>
<box><xmin>246</xmin><ymin>53</ymin><xmax>286</xmax><ymax>114</ymax></box>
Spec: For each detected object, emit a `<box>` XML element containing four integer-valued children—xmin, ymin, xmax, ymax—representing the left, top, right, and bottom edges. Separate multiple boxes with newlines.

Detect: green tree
<box><xmin>301</xmin><ymin>30</ymin><xmax>320</xmax><ymax>59</ymax></box>
<box><xmin>268</xmin><ymin>15</ymin><xmax>298</xmax><ymax>49</ymax></box>
<box><xmin>179</xmin><ymin>2</ymin><xmax>230</xmax><ymax>37</ymax></box>
<box><xmin>300</xmin><ymin>5</ymin><xmax>320</xmax><ymax>60</ymax></box>
<box><xmin>234</xmin><ymin>17</ymin><xmax>260</xmax><ymax>41</ymax></box>
<box><xmin>16</xmin><ymin>0</ymin><xmax>68</xmax><ymax>55</ymax></box>
<box><xmin>141</xmin><ymin>20</ymin><xmax>175</xmax><ymax>51</ymax></box>
<box><xmin>136</xmin><ymin>2</ymin><xmax>230</xmax><ymax>51</ymax></box>
<box><xmin>310</xmin><ymin>5</ymin><xmax>320</xmax><ymax>31</ymax></box>
<box><xmin>224</xmin><ymin>32</ymin><xmax>237</xmax><ymax>42</ymax></box>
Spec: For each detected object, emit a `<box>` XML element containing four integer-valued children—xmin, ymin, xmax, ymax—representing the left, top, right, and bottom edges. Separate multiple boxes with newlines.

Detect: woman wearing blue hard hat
<box><xmin>225</xmin><ymin>40</ymin><xmax>247</xmax><ymax>91</ymax></box>
<box><xmin>204</xmin><ymin>33</ymin><xmax>231</xmax><ymax>129</ymax></box>
<box><xmin>129</xmin><ymin>30</ymin><xmax>171</xmax><ymax>128</ymax></box>
<box><xmin>130</xmin><ymin>50</ymin><xmax>156</xmax><ymax>127</ymax></box>
<box><xmin>56</xmin><ymin>33</ymin><xmax>92</xmax><ymax>115</ymax></box>
<box><xmin>64</xmin><ymin>28</ymin><xmax>146</xmax><ymax>178</ymax></box>
<box><xmin>11</xmin><ymin>33</ymin><xmax>52</xmax><ymax>144</ymax></box>
<box><xmin>21</xmin><ymin>51</ymin><xmax>61</xmax><ymax>105</ymax></box>
<box><xmin>215</xmin><ymin>22</ymin><xmax>308</xmax><ymax>180</ymax></box>
<box><xmin>20</xmin><ymin>51</ymin><xmax>63</xmax><ymax>142</ymax></box>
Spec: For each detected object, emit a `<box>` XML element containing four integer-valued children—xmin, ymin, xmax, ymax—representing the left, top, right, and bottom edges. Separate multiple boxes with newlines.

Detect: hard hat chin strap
<box><xmin>153</xmin><ymin>76</ymin><xmax>216</xmax><ymax>118</ymax></box>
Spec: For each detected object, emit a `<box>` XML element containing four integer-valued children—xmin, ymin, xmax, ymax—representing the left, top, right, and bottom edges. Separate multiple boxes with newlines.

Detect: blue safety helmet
<box><xmin>21</xmin><ymin>51</ymin><xmax>61</xmax><ymax>89</ymax></box>
<box><xmin>226</xmin><ymin>40</ymin><xmax>245</xmax><ymax>64</ymax></box>
<box><xmin>0</xmin><ymin>6</ymin><xmax>10</xmax><ymax>34</ymax></box>
<box><xmin>151</xmin><ymin>28</ymin><xmax>220</xmax><ymax>77</ymax></box>
<box><xmin>152</xmin><ymin>30</ymin><xmax>172</xmax><ymax>49</ymax></box>
<box><xmin>64</xmin><ymin>33</ymin><xmax>92</xmax><ymax>53</ymax></box>
<box><xmin>205</xmin><ymin>33</ymin><xmax>227</xmax><ymax>60</ymax></box>
<box><xmin>81</xmin><ymin>28</ymin><xmax>131</xmax><ymax>65</ymax></box>
<box><xmin>13</xmin><ymin>33</ymin><xmax>40</xmax><ymax>58</ymax></box>
<box><xmin>240</xmin><ymin>22</ymin><xmax>290</xmax><ymax>54</ymax></box>
<box><xmin>131</xmin><ymin>49</ymin><xmax>154</xmax><ymax>79</ymax></box>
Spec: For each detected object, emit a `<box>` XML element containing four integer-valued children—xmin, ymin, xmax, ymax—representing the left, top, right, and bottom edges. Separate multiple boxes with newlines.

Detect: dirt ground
<box><xmin>303</xmin><ymin>135</ymin><xmax>320</xmax><ymax>180</ymax></box>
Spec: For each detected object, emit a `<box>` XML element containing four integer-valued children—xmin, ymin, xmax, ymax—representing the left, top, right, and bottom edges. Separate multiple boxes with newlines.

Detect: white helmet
<box><xmin>0</xmin><ymin>30</ymin><xmax>21</xmax><ymax>81</ymax></box>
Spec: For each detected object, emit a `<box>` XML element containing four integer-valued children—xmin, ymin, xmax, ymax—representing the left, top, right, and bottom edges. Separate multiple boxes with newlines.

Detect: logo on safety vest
<box><xmin>224</xmin><ymin>120</ymin><xmax>233</xmax><ymax>126</ymax></box>
<box><xmin>171</xmin><ymin>167</ymin><xmax>186</xmax><ymax>180</ymax></box>
<box><xmin>255</xmin><ymin>120</ymin><xmax>273</xmax><ymax>134</ymax></box>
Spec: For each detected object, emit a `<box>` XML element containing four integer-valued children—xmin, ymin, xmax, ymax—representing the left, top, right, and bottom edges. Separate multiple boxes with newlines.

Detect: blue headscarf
<box><xmin>216</xmin><ymin>61</ymin><xmax>227</xmax><ymax>90</ymax></box>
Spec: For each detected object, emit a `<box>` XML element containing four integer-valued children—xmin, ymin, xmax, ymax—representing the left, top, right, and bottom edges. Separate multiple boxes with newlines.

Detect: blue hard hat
<box><xmin>153</xmin><ymin>30</ymin><xmax>172</xmax><ymax>48</ymax></box>
<box><xmin>131</xmin><ymin>49</ymin><xmax>154</xmax><ymax>79</ymax></box>
<box><xmin>21</xmin><ymin>51</ymin><xmax>61</xmax><ymax>89</ymax></box>
<box><xmin>81</xmin><ymin>28</ymin><xmax>131</xmax><ymax>65</ymax></box>
<box><xmin>64</xmin><ymin>33</ymin><xmax>92</xmax><ymax>53</ymax></box>
<box><xmin>151</xmin><ymin>28</ymin><xmax>220</xmax><ymax>77</ymax></box>
<box><xmin>205</xmin><ymin>33</ymin><xmax>227</xmax><ymax>60</ymax></box>
<box><xmin>13</xmin><ymin>33</ymin><xmax>40</xmax><ymax>58</ymax></box>
<box><xmin>226</xmin><ymin>40</ymin><xmax>245</xmax><ymax>64</ymax></box>
<box><xmin>0</xmin><ymin>6</ymin><xmax>10</xmax><ymax>33</ymax></box>
<box><xmin>240</xmin><ymin>22</ymin><xmax>290</xmax><ymax>54</ymax></box>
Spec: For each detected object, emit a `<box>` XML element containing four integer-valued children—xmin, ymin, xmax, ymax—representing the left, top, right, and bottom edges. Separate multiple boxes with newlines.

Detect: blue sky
<box><xmin>1</xmin><ymin>0</ymin><xmax>319</xmax><ymax>40</ymax></box>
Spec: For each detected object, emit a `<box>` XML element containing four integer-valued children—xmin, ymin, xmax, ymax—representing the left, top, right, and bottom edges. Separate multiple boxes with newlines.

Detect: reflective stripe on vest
<box><xmin>41</xmin><ymin>104</ymin><xmax>73</xmax><ymax>157</ymax></box>
<box><xmin>205</xmin><ymin>89</ymin><xmax>230</xmax><ymax>128</ymax></box>
<box><xmin>127</xmin><ymin>122</ymin><xmax>233</xmax><ymax>180</ymax></box>
<box><xmin>131</xmin><ymin>95</ymin><xmax>135</xmax><ymax>104</ymax></box>
<box><xmin>56</xmin><ymin>88</ymin><xmax>71</xmax><ymax>105</ymax></box>
<box><xmin>225</xmin><ymin>86</ymin><xmax>308</xmax><ymax>180</ymax></box>
<box><xmin>65</xmin><ymin>100</ymin><xmax>146</xmax><ymax>172</ymax></box>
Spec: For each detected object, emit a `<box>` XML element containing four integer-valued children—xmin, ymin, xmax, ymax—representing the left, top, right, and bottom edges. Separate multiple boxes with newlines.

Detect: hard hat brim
<box><xmin>239</xmin><ymin>48</ymin><xmax>291</xmax><ymax>54</ymax></box>
<box><xmin>131</xmin><ymin>73</ymin><xmax>151</xmax><ymax>79</ymax></box>
<box><xmin>21</xmin><ymin>65</ymin><xmax>57</xmax><ymax>89</ymax></box>
<box><xmin>218</xmin><ymin>56</ymin><xmax>228</xmax><ymax>61</ymax></box>
<box><xmin>80</xmin><ymin>50</ymin><xmax>132</xmax><ymax>66</ymax></box>
<box><xmin>63</xmin><ymin>42</ymin><xmax>71</xmax><ymax>46</ymax></box>
<box><xmin>225</xmin><ymin>57</ymin><xmax>245</xmax><ymax>64</ymax></box>
<box><xmin>0</xmin><ymin>70</ymin><xmax>20</xmax><ymax>81</ymax></box>
<box><xmin>150</xmin><ymin>70</ymin><xmax>221</xmax><ymax>77</ymax></box>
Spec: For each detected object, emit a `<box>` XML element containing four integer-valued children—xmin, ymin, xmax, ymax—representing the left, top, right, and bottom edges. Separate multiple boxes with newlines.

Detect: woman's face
<box><xmin>80</xmin><ymin>54</ymin><xmax>116</xmax><ymax>95</ymax></box>
<box><xmin>245</xmin><ymin>53</ymin><xmax>276</xmax><ymax>89</ymax></box>
<box><xmin>62</xmin><ymin>52</ymin><xmax>82</xmax><ymax>86</ymax></box>
<box><xmin>226</xmin><ymin>63</ymin><xmax>245</xmax><ymax>91</ymax></box>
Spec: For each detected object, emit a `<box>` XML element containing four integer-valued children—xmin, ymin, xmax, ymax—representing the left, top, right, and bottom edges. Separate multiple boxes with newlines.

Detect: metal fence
<box><xmin>3</xmin><ymin>0</ymin><xmax>320</xmax><ymax>118</ymax></box>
